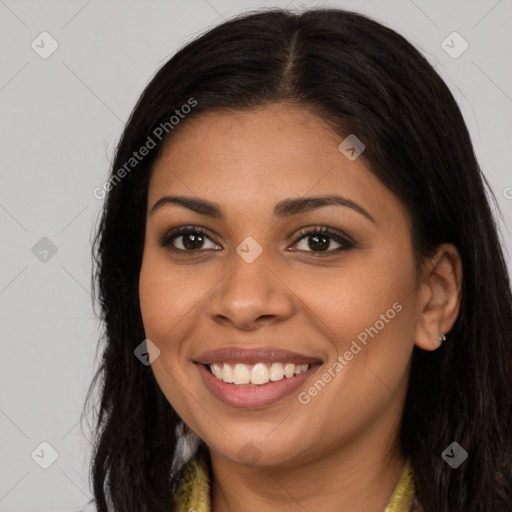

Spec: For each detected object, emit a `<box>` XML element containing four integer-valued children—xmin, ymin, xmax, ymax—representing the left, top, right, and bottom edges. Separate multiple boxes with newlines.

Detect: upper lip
<box><xmin>194</xmin><ymin>346</ymin><xmax>323</xmax><ymax>366</ymax></box>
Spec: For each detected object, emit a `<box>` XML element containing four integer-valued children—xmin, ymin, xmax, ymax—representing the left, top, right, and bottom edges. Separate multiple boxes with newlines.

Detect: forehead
<box><xmin>153</xmin><ymin>103</ymin><xmax>341</xmax><ymax>175</ymax></box>
<box><xmin>147</xmin><ymin>103</ymin><xmax>407</xmax><ymax>226</ymax></box>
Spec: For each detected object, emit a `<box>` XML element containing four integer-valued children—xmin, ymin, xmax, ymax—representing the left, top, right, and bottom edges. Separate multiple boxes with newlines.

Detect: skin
<box><xmin>138</xmin><ymin>102</ymin><xmax>462</xmax><ymax>511</ymax></box>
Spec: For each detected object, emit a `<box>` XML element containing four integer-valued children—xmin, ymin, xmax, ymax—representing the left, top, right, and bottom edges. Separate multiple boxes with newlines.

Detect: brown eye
<box><xmin>293</xmin><ymin>226</ymin><xmax>354</xmax><ymax>254</ymax></box>
<box><xmin>160</xmin><ymin>227</ymin><xmax>221</xmax><ymax>252</ymax></box>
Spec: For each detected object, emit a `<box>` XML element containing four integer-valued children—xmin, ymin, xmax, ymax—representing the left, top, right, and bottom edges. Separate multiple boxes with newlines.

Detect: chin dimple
<box><xmin>209</xmin><ymin>362</ymin><xmax>310</xmax><ymax>385</ymax></box>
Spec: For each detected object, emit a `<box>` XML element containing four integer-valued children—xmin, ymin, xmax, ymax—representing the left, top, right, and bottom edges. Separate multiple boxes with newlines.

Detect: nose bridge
<box><xmin>207</xmin><ymin>240</ymin><xmax>294</xmax><ymax>328</ymax></box>
<box><xmin>222</xmin><ymin>241</ymin><xmax>274</xmax><ymax>306</ymax></box>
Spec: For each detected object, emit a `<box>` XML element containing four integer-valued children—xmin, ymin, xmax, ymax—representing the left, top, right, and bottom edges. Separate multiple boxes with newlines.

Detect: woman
<box><xmin>86</xmin><ymin>7</ymin><xmax>512</xmax><ymax>512</ymax></box>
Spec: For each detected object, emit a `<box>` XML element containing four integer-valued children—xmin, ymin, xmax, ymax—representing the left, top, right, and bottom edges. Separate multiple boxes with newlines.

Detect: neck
<box><xmin>209</xmin><ymin>420</ymin><xmax>405</xmax><ymax>512</ymax></box>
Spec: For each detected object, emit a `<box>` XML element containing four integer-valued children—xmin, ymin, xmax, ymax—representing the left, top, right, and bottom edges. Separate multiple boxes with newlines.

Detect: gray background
<box><xmin>1</xmin><ymin>0</ymin><xmax>511</xmax><ymax>510</ymax></box>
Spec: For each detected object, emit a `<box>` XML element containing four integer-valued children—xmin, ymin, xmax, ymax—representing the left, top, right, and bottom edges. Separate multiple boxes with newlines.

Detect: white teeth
<box><xmin>294</xmin><ymin>364</ymin><xmax>309</xmax><ymax>375</ymax></box>
<box><xmin>233</xmin><ymin>363</ymin><xmax>251</xmax><ymax>385</ymax></box>
<box><xmin>222</xmin><ymin>363</ymin><xmax>234</xmax><ymax>383</ymax></box>
<box><xmin>269</xmin><ymin>362</ymin><xmax>284</xmax><ymax>381</ymax></box>
<box><xmin>211</xmin><ymin>363</ymin><xmax>223</xmax><ymax>380</ymax></box>
<box><xmin>251</xmin><ymin>363</ymin><xmax>270</xmax><ymax>385</ymax></box>
<box><xmin>209</xmin><ymin>362</ymin><xmax>311</xmax><ymax>385</ymax></box>
<box><xmin>284</xmin><ymin>363</ymin><xmax>295</xmax><ymax>378</ymax></box>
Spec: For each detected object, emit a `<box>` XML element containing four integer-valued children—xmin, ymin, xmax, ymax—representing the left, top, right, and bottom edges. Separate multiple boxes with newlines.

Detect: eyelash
<box><xmin>159</xmin><ymin>225</ymin><xmax>355</xmax><ymax>256</ymax></box>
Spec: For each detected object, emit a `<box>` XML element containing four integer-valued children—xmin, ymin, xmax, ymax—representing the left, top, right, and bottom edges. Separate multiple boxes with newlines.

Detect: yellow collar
<box><xmin>174</xmin><ymin>452</ymin><xmax>417</xmax><ymax>512</ymax></box>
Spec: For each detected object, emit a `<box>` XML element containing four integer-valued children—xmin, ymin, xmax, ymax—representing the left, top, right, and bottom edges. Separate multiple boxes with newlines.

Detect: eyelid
<box><xmin>159</xmin><ymin>224</ymin><xmax>355</xmax><ymax>254</ymax></box>
<box><xmin>293</xmin><ymin>225</ymin><xmax>355</xmax><ymax>246</ymax></box>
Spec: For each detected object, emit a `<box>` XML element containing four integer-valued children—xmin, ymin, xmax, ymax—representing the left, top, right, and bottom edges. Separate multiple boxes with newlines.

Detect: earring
<box><xmin>439</xmin><ymin>334</ymin><xmax>446</xmax><ymax>344</ymax></box>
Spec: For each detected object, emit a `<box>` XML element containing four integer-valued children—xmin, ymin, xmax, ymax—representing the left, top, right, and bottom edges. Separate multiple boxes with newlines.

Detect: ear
<box><xmin>414</xmin><ymin>243</ymin><xmax>463</xmax><ymax>351</ymax></box>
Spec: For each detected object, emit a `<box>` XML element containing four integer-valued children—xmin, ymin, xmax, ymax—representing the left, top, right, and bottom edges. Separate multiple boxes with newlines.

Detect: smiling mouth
<box><xmin>206</xmin><ymin>362</ymin><xmax>320</xmax><ymax>385</ymax></box>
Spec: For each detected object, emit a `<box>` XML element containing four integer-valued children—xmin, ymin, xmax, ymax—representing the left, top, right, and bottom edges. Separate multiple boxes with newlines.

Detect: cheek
<box><xmin>294</xmin><ymin>258</ymin><xmax>413</xmax><ymax>348</ymax></box>
<box><xmin>298</xmin><ymin>246</ymin><xmax>418</xmax><ymax>397</ymax></box>
<box><xmin>138</xmin><ymin>248</ymin><xmax>201</xmax><ymax>340</ymax></box>
<box><xmin>138</xmin><ymin>257</ymin><xmax>171</xmax><ymax>340</ymax></box>
<box><xmin>292</xmin><ymin>258</ymin><xmax>417</xmax><ymax>429</ymax></box>
<box><xmin>138</xmin><ymin>251</ymin><xmax>199</xmax><ymax>417</ymax></box>
<box><xmin>138</xmin><ymin>247</ymin><xmax>223</xmax><ymax>387</ymax></box>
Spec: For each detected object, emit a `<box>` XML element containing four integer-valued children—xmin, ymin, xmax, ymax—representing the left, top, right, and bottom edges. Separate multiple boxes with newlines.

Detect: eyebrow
<box><xmin>150</xmin><ymin>194</ymin><xmax>376</xmax><ymax>224</ymax></box>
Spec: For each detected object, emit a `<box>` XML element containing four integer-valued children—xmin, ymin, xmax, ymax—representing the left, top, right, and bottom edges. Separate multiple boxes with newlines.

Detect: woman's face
<box><xmin>139</xmin><ymin>102</ymin><xmax>423</xmax><ymax>467</ymax></box>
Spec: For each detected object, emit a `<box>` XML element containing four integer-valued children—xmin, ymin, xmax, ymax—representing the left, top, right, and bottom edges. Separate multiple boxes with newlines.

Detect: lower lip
<box><xmin>196</xmin><ymin>363</ymin><xmax>321</xmax><ymax>409</ymax></box>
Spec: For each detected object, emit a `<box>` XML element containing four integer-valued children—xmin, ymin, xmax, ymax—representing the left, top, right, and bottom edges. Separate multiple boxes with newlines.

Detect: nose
<box><xmin>206</xmin><ymin>250</ymin><xmax>295</xmax><ymax>331</ymax></box>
